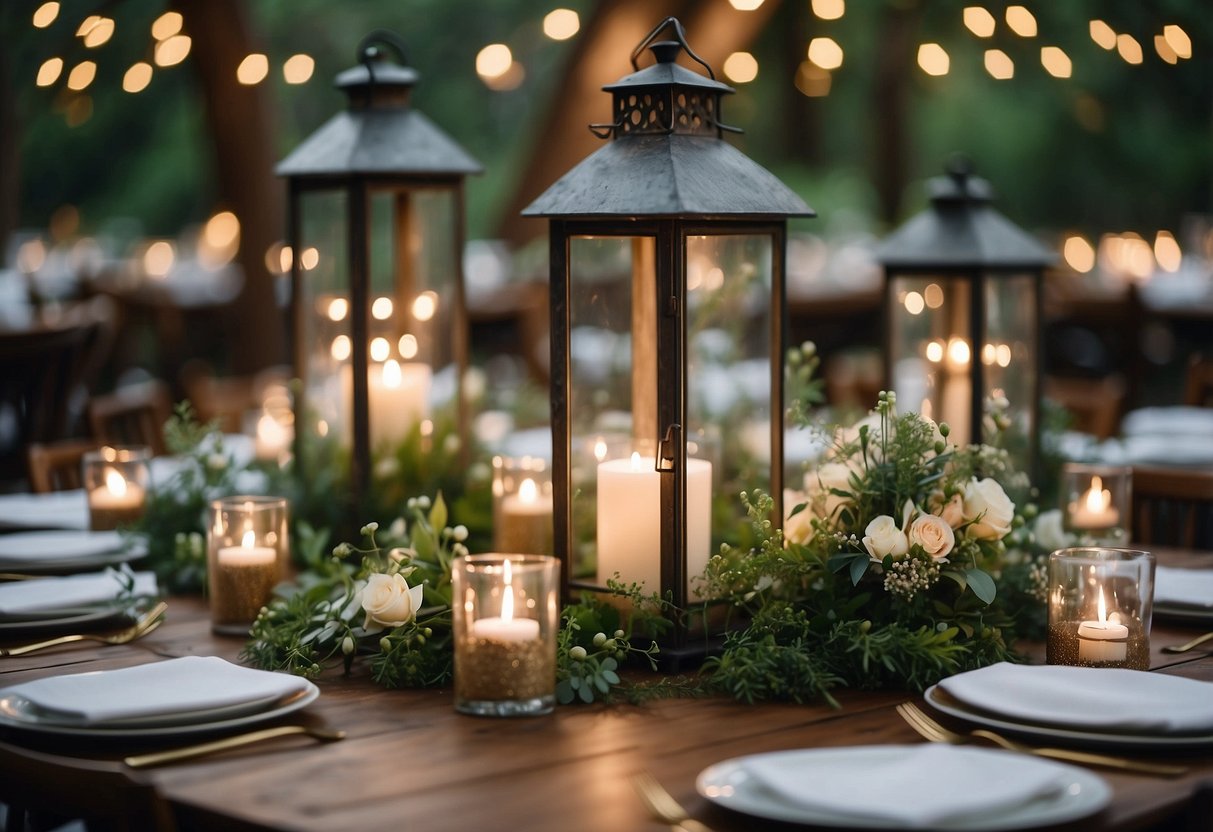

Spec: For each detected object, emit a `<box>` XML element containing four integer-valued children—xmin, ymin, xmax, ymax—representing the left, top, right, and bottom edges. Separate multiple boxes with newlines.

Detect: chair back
<box><xmin>87</xmin><ymin>380</ymin><xmax>173</xmax><ymax>455</ymax></box>
<box><xmin>1045</xmin><ymin>375</ymin><xmax>1126</xmax><ymax>439</ymax></box>
<box><xmin>1132</xmin><ymin>465</ymin><xmax>1213</xmax><ymax>550</ymax></box>
<box><xmin>26</xmin><ymin>439</ymin><xmax>100</xmax><ymax>493</ymax></box>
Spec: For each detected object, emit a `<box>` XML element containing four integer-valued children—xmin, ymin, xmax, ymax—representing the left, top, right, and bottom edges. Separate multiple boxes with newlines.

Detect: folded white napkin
<box><xmin>0</xmin><ymin>530</ymin><xmax>125</xmax><ymax>562</ymax></box>
<box><xmin>1121</xmin><ymin>406</ymin><xmax>1213</xmax><ymax>438</ymax></box>
<box><xmin>939</xmin><ymin>662</ymin><xmax>1213</xmax><ymax>733</ymax></box>
<box><xmin>742</xmin><ymin>744</ymin><xmax>1070</xmax><ymax>828</ymax></box>
<box><xmin>0</xmin><ymin>571</ymin><xmax>158</xmax><ymax>616</ymax></box>
<box><xmin>0</xmin><ymin>491</ymin><xmax>88</xmax><ymax>531</ymax></box>
<box><xmin>1155</xmin><ymin>566</ymin><xmax>1213</xmax><ymax>609</ymax></box>
<box><xmin>2</xmin><ymin>656</ymin><xmax>311</xmax><ymax>723</ymax></box>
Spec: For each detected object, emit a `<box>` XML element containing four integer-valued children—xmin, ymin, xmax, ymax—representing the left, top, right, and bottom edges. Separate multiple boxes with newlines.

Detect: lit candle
<box><xmin>471</xmin><ymin>560</ymin><xmax>540</xmax><ymax>642</ymax></box>
<box><xmin>217</xmin><ymin>530</ymin><xmax>277</xmax><ymax>567</ymax></box>
<box><xmin>362</xmin><ymin>359</ymin><xmax>432</xmax><ymax>449</ymax></box>
<box><xmin>1068</xmin><ymin>476</ymin><xmax>1120</xmax><ymax>531</ymax></box>
<box><xmin>596</xmin><ymin>452</ymin><xmax>712</xmax><ymax>598</ymax></box>
<box><xmin>254</xmin><ymin>411</ymin><xmax>292</xmax><ymax>462</ymax></box>
<box><xmin>88</xmin><ymin>468</ymin><xmax>146</xmax><ymax>530</ymax></box>
<box><xmin>496</xmin><ymin>477</ymin><xmax>554</xmax><ymax>555</ymax></box>
<box><xmin>1077</xmin><ymin>587</ymin><xmax>1129</xmax><ymax>663</ymax></box>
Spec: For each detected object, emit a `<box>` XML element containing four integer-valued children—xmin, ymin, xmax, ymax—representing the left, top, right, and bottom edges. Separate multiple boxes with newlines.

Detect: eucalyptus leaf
<box><xmin>965</xmin><ymin>568</ymin><xmax>997</xmax><ymax>604</ymax></box>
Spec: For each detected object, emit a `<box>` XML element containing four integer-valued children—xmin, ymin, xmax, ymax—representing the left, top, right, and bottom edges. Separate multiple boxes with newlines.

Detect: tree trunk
<box><xmin>873</xmin><ymin>4</ymin><xmax>918</xmax><ymax>224</ymax></box>
<box><xmin>172</xmin><ymin>0</ymin><xmax>285</xmax><ymax>373</ymax></box>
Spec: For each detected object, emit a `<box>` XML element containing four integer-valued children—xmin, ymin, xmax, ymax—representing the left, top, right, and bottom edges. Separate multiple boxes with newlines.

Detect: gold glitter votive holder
<box><xmin>453</xmin><ymin>553</ymin><xmax>559</xmax><ymax>717</ymax></box>
<box><xmin>207</xmin><ymin>496</ymin><xmax>289</xmax><ymax>635</ymax></box>
<box><xmin>1047</xmin><ymin>547</ymin><xmax>1154</xmax><ymax>670</ymax></box>
<box><xmin>491</xmin><ymin>456</ymin><xmax>554</xmax><ymax>555</ymax></box>
<box><xmin>1061</xmin><ymin>463</ymin><xmax>1132</xmax><ymax>542</ymax></box>
<box><xmin>82</xmin><ymin>446</ymin><xmax>151</xmax><ymax>531</ymax></box>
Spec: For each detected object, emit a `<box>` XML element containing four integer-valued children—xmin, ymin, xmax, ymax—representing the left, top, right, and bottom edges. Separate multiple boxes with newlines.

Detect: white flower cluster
<box><xmin>882</xmin><ymin>556</ymin><xmax>942</xmax><ymax>603</ymax></box>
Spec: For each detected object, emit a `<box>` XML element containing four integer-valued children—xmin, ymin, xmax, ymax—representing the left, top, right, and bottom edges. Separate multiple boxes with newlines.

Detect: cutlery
<box><xmin>1161</xmin><ymin>631</ymin><xmax>1213</xmax><ymax>654</ymax></box>
<box><xmin>0</xmin><ymin>600</ymin><xmax>168</xmax><ymax>657</ymax></box>
<box><xmin>897</xmin><ymin>701</ymin><xmax>1188</xmax><ymax>777</ymax></box>
<box><xmin>124</xmin><ymin>725</ymin><xmax>346</xmax><ymax>768</ymax></box>
<box><xmin>632</xmin><ymin>769</ymin><xmax>715</xmax><ymax>832</ymax></box>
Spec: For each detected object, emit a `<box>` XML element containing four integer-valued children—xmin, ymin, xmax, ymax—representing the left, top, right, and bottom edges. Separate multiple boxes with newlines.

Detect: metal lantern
<box><xmin>523</xmin><ymin>18</ymin><xmax>812</xmax><ymax>656</ymax></box>
<box><xmin>876</xmin><ymin>159</ymin><xmax>1054</xmax><ymax>477</ymax></box>
<box><xmin>277</xmin><ymin>31</ymin><xmax>481</xmax><ymax>502</ymax></box>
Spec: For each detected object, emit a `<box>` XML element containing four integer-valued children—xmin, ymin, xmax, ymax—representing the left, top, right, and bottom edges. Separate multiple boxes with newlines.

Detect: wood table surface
<box><xmin>2</xmin><ymin>556</ymin><xmax>1213</xmax><ymax>831</ymax></box>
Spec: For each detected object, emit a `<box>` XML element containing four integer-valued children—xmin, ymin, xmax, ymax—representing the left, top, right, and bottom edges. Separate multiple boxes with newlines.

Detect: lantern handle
<box><xmin>630</xmin><ymin>17</ymin><xmax>716</xmax><ymax>80</ymax></box>
<box><xmin>357</xmin><ymin>29</ymin><xmax>410</xmax><ymax>76</ymax></box>
<box><xmin>655</xmin><ymin>423</ymin><xmax>681</xmax><ymax>472</ymax></box>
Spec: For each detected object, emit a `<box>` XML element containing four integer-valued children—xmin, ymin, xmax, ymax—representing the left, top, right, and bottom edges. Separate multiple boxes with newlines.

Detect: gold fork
<box><xmin>0</xmin><ymin>600</ymin><xmax>168</xmax><ymax>657</ymax></box>
<box><xmin>632</xmin><ymin>770</ymin><xmax>715</xmax><ymax>832</ymax></box>
<box><xmin>896</xmin><ymin>700</ymin><xmax>1188</xmax><ymax>777</ymax></box>
<box><xmin>1161</xmin><ymin>631</ymin><xmax>1213</xmax><ymax>654</ymax></box>
<box><xmin>124</xmin><ymin>725</ymin><xmax>346</xmax><ymax>768</ymax></box>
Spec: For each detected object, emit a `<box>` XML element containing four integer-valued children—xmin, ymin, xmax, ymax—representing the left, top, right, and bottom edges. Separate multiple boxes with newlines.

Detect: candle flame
<box><xmin>519</xmin><ymin>477</ymin><xmax>538</xmax><ymax>504</ymax></box>
<box><xmin>594</xmin><ymin>437</ymin><xmax>608</xmax><ymax>462</ymax></box>
<box><xmin>630</xmin><ymin>451</ymin><xmax>643</xmax><ymax>471</ymax></box>
<box><xmin>241</xmin><ymin>530</ymin><xmax>256</xmax><ymax>549</ymax></box>
<box><xmin>501</xmin><ymin>558</ymin><xmax>514</xmax><ymax>621</ymax></box>
<box><xmin>1084</xmin><ymin>476</ymin><xmax>1111</xmax><ymax>512</ymax></box>
<box><xmin>382</xmin><ymin>358</ymin><xmax>402</xmax><ymax>388</ymax></box>
<box><xmin>1097</xmin><ymin>586</ymin><xmax>1107</xmax><ymax>626</ymax></box>
<box><xmin>104</xmin><ymin>469</ymin><xmax>127</xmax><ymax>497</ymax></box>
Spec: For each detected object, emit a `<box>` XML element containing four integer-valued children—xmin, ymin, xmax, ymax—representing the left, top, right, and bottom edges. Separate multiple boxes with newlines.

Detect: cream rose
<box><xmin>963</xmin><ymin>478</ymin><xmax>1015</xmax><ymax>540</ymax></box>
<box><xmin>862</xmin><ymin>515</ymin><xmax>909</xmax><ymax>561</ymax></box>
<box><xmin>361</xmin><ymin>573</ymin><xmax>424</xmax><ymax>629</ymax></box>
<box><xmin>783</xmin><ymin>489</ymin><xmax>815</xmax><ymax>545</ymax></box>
<box><xmin>938</xmin><ymin>493</ymin><xmax>966</xmax><ymax>529</ymax></box>
<box><xmin>909</xmin><ymin>514</ymin><xmax>955</xmax><ymax>560</ymax></box>
<box><xmin>806</xmin><ymin>462</ymin><xmax>855</xmax><ymax>526</ymax></box>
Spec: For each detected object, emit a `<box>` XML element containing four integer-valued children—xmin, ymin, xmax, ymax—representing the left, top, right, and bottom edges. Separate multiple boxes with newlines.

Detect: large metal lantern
<box><xmin>876</xmin><ymin>159</ymin><xmax>1054</xmax><ymax>477</ymax></box>
<box><xmin>523</xmin><ymin>18</ymin><xmax>812</xmax><ymax>655</ymax></box>
<box><xmin>277</xmin><ymin>31</ymin><xmax>481</xmax><ymax>502</ymax></box>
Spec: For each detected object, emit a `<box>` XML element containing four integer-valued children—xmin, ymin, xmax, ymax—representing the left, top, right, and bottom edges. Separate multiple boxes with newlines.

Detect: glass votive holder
<box><xmin>206</xmin><ymin>496</ymin><xmax>289</xmax><ymax>634</ymax></box>
<box><xmin>452</xmin><ymin>554</ymin><xmax>559</xmax><ymax>717</ymax></box>
<box><xmin>491</xmin><ymin>456</ymin><xmax>554</xmax><ymax>555</ymax></box>
<box><xmin>82</xmin><ymin>446</ymin><xmax>151</xmax><ymax>530</ymax></box>
<box><xmin>1061</xmin><ymin>463</ymin><xmax>1132</xmax><ymax>542</ymax></box>
<box><xmin>1047</xmin><ymin>547</ymin><xmax>1155</xmax><ymax>670</ymax></box>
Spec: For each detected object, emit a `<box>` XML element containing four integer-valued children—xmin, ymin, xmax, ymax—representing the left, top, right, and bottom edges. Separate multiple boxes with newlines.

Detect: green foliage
<box><xmin>555</xmin><ymin>584</ymin><xmax>665</xmax><ymax>705</ymax></box>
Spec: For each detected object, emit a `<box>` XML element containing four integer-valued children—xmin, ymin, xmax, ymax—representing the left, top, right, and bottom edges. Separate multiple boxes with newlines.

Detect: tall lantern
<box><xmin>876</xmin><ymin>159</ymin><xmax>1054</xmax><ymax>477</ymax></box>
<box><xmin>523</xmin><ymin>18</ymin><xmax>813</xmax><ymax>657</ymax></box>
<box><xmin>277</xmin><ymin>31</ymin><xmax>481</xmax><ymax>504</ymax></box>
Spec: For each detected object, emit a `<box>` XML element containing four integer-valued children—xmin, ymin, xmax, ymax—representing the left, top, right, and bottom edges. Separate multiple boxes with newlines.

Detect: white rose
<box><xmin>783</xmin><ymin>489</ymin><xmax>814</xmax><ymax>545</ymax></box>
<box><xmin>964</xmin><ymin>478</ymin><xmax>1015</xmax><ymax>540</ymax></box>
<box><xmin>806</xmin><ymin>462</ymin><xmax>854</xmax><ymax>525</ymax></box>
<box><xmin>862</xmin><ymin>515</ymin><xmax>909</xmax><ymax>561</ymax></box>
<box><xmin>1032</xmin><ymin>509</ymin><xmax>1071</xmax><ymax>553</ymax></box>
<box><xmin>360</xmin><ymin>573</ymin><xmax>424</xmax><ymax>629</ymax></box>
<box><xmin>908</xmin><ymin>514</ymin><xmax>955</xmax><ymax>560</ymax></box>
<box><xmin>938</xmin><ymin>493</ymin><xmax>966</xmax><ymax>529</ymax></box>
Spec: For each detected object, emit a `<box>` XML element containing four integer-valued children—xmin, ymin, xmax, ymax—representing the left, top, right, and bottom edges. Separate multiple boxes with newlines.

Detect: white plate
<box><xmin>0</xmin><ymin>688</ymin><xmax>292</xmax><ymax>729</ymax></box>
<box><xmin>0</xmin><ymin>530</ymin><xmax>146</xmax><ymax>575</ymax></box>
<box><xmin>0</xmin><ymin>681</ymin><xmax>319</xmax><ymax>739</ymax></box>
<box><xmin>925</xmin><ymin>685</ymin><xmax>1213</xmax><ymax>749</ymax></box>
<box><xmin>696</xmin><ymin>746</ymin><xmax>1110</xmax><ymax>830</ymax></box>
<box><xmin>0</xmin><ymin>606</ymin><xmax>128</xmax><ymax>633</ymax></box>
<box><xmin>1154</xmin><ymin>603</ymin><xmax>1213</xmax><ymax>625</ymax></box>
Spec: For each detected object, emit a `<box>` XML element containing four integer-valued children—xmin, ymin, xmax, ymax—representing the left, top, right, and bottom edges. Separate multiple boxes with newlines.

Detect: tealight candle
<box><xmin>1077</xmin><ymin>587</ymin><xmax>1129</xmax><ymax>663</ymax></box>
<box><xmin>83</xmin><ymin>447</ymin><xmax>150</xmax><ymax>531</ymax></box>
<box><xmin>207</xmin><ymin>496</ymin><xmax>289</xmax><ymax>634</ymax></box>
<box><xmin>254</xmin><ymin>411</ymin><xmax>293</xmax><ymax>462</ymax></box>
<box><xmin>1068</xmin><ymin>476</ymin><xmax>1120</xmax><ymax>531</ymax></box>
<box><xmin>453</xmin><ymin>554</ymin><xmax>558</xmax><ymax>717</ymax></box>
<box><xmin>496</xmin><ymin>477</ymin><xmax>554</xmax><ymax>555</ymax></box>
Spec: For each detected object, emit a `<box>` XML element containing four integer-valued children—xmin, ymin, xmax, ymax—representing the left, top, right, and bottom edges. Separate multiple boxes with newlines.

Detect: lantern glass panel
<box><xmin>685</xmin><ymin>233</ymin><xmax>773</xmax><ymax>554</ymax></box>
<box><xmin>888</xmin><ymin>274</ymin><xmax>973</xmax><ymax>445</ymax></box>
<box><xmin>566</xmin><ymin>235</ymin><xmax>657</xmax><ymax>590</ymax></box>
<box><xmin>983</xmin><ymin>271</ymin><xmax>1036</xmax><ymax>459</ymax></box>
<box><xmin>299</xmin><ymin>188</ymin><xmax>350</xmax><ymax>442</ymax></box>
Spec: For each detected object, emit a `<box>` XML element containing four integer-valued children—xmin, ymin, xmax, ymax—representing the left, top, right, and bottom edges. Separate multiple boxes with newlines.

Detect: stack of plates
<box><xmin>0</xmin><ymin>530</ymin><xmax>146</xmax><ymax>575</ymax></box>
<box><xmin>696</xmin><ymin>744</ymin><xmax>1109</xmax><ymax>830</ymax></box>
<box><xmin>928</xmin><ymin>662</ymin><xmax>1213</xmax><ymax>749</ymax></box>
<box><xmin>0</xmin><ymin>570</ymin><xmax>158</xmax><ymax>635</ymax></box>
<box><xmin>0</xmin><ymin>656</ymin><xmax>318</xmax><ymax>739</ymax></box>
<box><xmin>1154</xmin><ymin>566</ymin><xmax>1213</xmax><ymax>623</ymax></box>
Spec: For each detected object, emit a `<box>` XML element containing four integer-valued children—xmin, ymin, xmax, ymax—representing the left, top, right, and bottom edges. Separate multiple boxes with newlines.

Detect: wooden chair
<box><xmin>26</xmin><ymin>439</ymin><xmax>100</xmax><ymax>493</ymax></box>
<box><xmin>0</xmin><ymin>738</ymin><xmax>176</xmax><ymax>832</ymax></box>
<box><xmin>87</xmin><ymin>380</ymin><xmax>173</xmax><ymax>456</ymax></box>
<box><xmin>1185</xmin><ymin>353</ymin><xmax>1213</xmax><ymax>408</ymax></box>
<box><xmin>1044</xmin><ymin>374</ymin><xmax>1127</xmax><ymax>439</ymax></box>
<box><xmin>1132</xmin><ymin>465</ymin><xmax>1213</xmax><ymax>550</ymax></box>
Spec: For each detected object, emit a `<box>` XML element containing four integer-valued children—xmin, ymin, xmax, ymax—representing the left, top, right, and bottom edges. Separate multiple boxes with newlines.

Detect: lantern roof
<box><xmin>875</xmin><ymin>158</ymin><xmax>1054</xmax><ymax>269</ymax></box>
<box><xmin>277</xmin><ymin>31</ymin><xmax>481</xmax><ymax>180</ymax></box>
<box><xmin>523</xmin><ymin>18</ymin><xmax>811</xmax><ymax>219</ymax></box>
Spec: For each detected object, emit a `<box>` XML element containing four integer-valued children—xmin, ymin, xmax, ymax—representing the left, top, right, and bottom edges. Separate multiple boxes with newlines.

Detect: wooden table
<box><xmin>2</xmin><ymin>575</ymin><xmax>1213</xmax><ymax>831</ymax></box>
